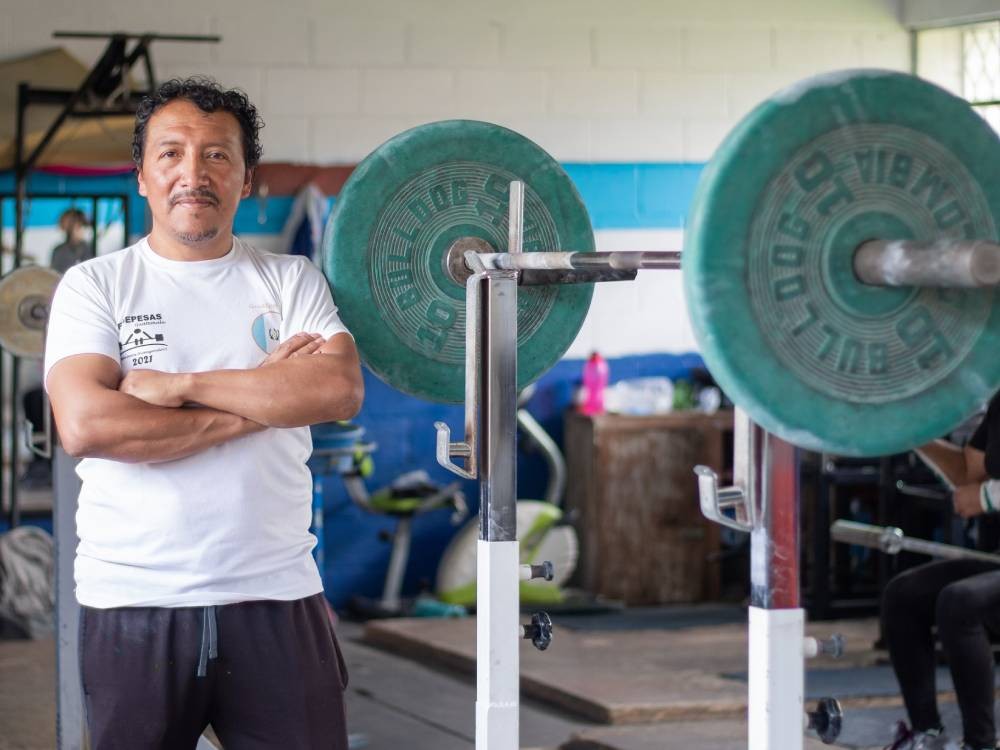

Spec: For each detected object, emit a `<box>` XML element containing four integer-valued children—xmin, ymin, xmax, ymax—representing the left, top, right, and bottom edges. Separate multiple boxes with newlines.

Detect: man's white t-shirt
<box><xmin>43</xmin><ymin>236</ymin><xmax>350</xmax><ymax>609</ymax></box>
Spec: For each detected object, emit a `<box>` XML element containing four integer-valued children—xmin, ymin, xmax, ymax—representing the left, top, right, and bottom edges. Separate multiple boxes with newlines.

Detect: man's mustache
<box><xmin>170</xmin><ymin>189</ymin><xmax>219</xmax><ymax>207</ymax></box>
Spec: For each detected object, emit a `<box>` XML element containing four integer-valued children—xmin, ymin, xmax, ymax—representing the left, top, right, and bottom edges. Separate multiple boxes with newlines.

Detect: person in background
<box><xmin>49</xmin><ymin>208</ymin><xmax>93</xmax><ymax>274</ymax></box>
<box><xmin>882</xmin><ymin>391</ymin><xmax>1000</xmax><ymax>750</ymax></box>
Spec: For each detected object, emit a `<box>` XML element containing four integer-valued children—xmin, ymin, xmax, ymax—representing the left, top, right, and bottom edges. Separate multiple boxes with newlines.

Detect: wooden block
<box><xmin>565</xmin><ymin>411</ymin><xmax>731</xmax><ymax>604</ymax></box>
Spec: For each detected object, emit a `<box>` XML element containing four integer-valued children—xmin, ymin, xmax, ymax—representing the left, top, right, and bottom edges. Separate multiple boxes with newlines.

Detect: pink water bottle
<box><xmin>580</xmin><ymin>351</ymin><xmax>609</xmax><ymax>415</ymax></box>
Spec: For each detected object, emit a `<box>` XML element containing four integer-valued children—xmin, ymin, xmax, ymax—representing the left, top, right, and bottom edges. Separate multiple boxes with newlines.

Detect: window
<box><xmin>962</xmin><ymin>21</ymin><xmax>1000</xmax><ymax>131</ymax></box>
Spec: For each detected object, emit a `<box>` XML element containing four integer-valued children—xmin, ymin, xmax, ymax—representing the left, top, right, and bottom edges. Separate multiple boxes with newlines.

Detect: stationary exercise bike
<box><xmin>344</xmin><ymin>468</ymin><xmax>471</xmax><ymax>619</ymax></box>
<box><xmin>311</xmin><ymin>422</ymin><xmax>470</xmax><ymax>618</ymax></box>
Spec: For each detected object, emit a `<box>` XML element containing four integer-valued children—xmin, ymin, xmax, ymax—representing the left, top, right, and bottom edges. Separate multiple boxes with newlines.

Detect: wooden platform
<box><xmin>365</xmin><ymin>615</ymin><xmax>920</xmax><ymax>725</ymax></box>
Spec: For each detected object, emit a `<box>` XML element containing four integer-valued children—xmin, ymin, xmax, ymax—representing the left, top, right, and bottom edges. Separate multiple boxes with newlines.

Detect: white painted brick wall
<box><xmin>548</xmin><ymin>70</ymin><xmax>639</xmax><ymax>116</ymax></box>
<box><xmin>261</xmin><ymin>116</ymin><xmax>311</xmax><ymax>163</ymax></box>
<box><xmin>496</xmin><ymin>117</ymin><xmax>592</xmax><ymax>161</ymax></box>
<box><xmin>682</xmin><ymin>118</ymin><xmax>733</xmax><ymax>162</ymax></box>
<box><xmin>2</xmin><ymin>7</ymin><xmax>114</xmax><ymax>65</ymax></box>
<box><xmin>589</xmin><ymin>118</ymin><xmax>684</xmax><ymax>161</ymax></box>
<box><xmin>773</xmin><ymin>28</ymin><xmax>864</xmax><ymax>77</ymax></box>
<box><xmin>641</xmin><ymin>73</ymin><xmax>728</xmax><ymax>117</ymax></box>
<box><xmin>685</xmin><ymin>27</ymin><xmax>774</xmax><ymax>72</ymax></box>
<box><xmin>3</xmin><ymin>0</ymin><xmax>914</xmax><ymax>165</ymax></box>
<box><xmin>500</xmin><ymin>25</ymin><xmax>593</xmax><ymax>69</ymax></box>
<box><xmin>726</xmin><ymin>72</ymin><xmax>802</xmax><ymax>120</ymax></box>
<box><xmin>408</xmin><ymin>22</ymin><xmax>502</xmax><ymax>68</ymax></box>
<box><xmin>362</xmin><ymin>69</ymin><xmax>457</xmax><ymax>116</ymax></box>
<box><xmin>313</xmin><ymin>19</ymin><xmax>407</xmax><ymax>67</ymax></box>
<box><xmin>455</xmin><ymin>71</ymin><xmax>549</xmax><ymax>118</ymax></box>
<box><xmin>859</xmin><ymin>29</ymin><xmax>913</xmax><ymax>69</ymax></box>
<box><xmin>264</xmin><ymin>68</ymin><xmax>361</xmax><ymax>116</ymax></box>
<box><xmin>594</xmin><ymin>27</ymin><xmax>683</xmax><ymax>70</ymax></box>
<box><xmin>567</xmin><ymin>229</ymin><xmax>693</xmax><ymax>358</ymax></box>
<box><xmin>213</xmin><ymin>14</ymin><xmax>311</xmax><ymax>66</ymax></box>
<box><xmin>310</xmin><ymin>115</ymin><xmax>424</xmax><ymax>164</ymax></box>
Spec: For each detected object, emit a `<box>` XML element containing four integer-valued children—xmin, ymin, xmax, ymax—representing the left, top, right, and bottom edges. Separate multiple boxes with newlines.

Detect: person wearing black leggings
<box><xmin>883</xmin><ymin>392</ymin><xmax>1000</xmax><ymax>750</ymax></box>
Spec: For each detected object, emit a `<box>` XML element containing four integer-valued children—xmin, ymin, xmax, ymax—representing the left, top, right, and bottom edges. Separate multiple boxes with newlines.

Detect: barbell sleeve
<box><xmin>853</xmin><ymin>239</ymin><xmax>1000</xmax><ymax>288</ymax></box>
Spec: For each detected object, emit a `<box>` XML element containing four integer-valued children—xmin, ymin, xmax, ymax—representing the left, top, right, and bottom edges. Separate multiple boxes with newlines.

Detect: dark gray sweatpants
<box><xmin>79</xmin><ymin>593</ymin><xmax>349</xmax><ymax>749</ymax></box>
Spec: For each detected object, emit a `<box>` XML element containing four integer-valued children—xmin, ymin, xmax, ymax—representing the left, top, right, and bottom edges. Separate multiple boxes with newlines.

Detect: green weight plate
<box><xmin>683</xmin><ymin>70</ymin><xmax>1000</xmax><ymax>456</ymax></box>
<box><xmin>324</xmin><ymin>120</ymin><xmax>595</xmax><ymax>403</ymax></box>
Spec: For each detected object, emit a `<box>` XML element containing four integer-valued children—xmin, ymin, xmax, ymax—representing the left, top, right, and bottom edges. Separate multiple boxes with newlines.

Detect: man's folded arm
<box><xmin>131</xmin><ymin>332</ymin><xmax>365</xmax><ymax>429</ymax></box>
<box><xmin>47</xmin><ymin>354</ymin><xmax>265</xmax><ymax>463</ymax></box>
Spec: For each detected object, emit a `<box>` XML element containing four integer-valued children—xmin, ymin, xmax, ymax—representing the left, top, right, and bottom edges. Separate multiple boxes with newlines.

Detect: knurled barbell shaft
<box><xmin>480</xmin><ymin>240</ymin><xmax>1000</xmax><ymax>289</ymax></box>
<box><xmin>853</xmin><ymin>239</ymin><xmax>1000</xmax><ymax>288</ymax></box>
<box><xmin>481</xmin><ymin>250</ymin><xmax>682</xmax><ymax>272</ymax></box>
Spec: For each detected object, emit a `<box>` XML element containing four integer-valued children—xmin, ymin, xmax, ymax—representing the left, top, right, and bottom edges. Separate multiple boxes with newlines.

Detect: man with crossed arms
<box><xmin>44</xmin><ymin>77</ymin><xmax>363</xmax><ymax>748</ymax></box>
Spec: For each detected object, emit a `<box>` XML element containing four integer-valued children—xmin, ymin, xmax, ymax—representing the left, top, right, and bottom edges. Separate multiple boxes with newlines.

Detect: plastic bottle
<box><xmin>580</xmin><ymin>351</ymin><xmax>609</xmax><ymax>415</ymax></box>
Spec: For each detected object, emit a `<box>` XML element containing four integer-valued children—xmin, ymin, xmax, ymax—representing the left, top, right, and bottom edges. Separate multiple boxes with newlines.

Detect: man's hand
<box><xmin>121</xmin><ymin>333</ymin><xmax>326</xmax><ymax>407</ymax></box>
<box><xmin>179</xmin><ymin>332</ymin><xmax>363</xmax><ymax>428</ymax></box>
<box><xmin>260</xmin><ymin>332</ymin><xmax>325</xmax><ymax>366</ymax></box>
<box><xmin>119</xmin><ymin>369</ymin><xmax>188</xmax><ymax>408</ymax></box>
<box><xmin>953</xmin><ymin>483</ymin><xmax>984</xmax><ymax>519</ymax></box>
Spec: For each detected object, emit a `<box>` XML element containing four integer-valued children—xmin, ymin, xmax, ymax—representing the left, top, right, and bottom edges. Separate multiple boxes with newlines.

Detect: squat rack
<box><xmin>436</xmin><ymin>180</ymin><xmax>988</xmax><ymax>750</ymax></box>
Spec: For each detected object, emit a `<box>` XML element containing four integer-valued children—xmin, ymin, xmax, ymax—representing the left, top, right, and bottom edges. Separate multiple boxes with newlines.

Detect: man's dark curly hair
<box><xmin>131</xmin><ymin>77</ymin><xmax>264</xmax><ymax>171</ymax></box>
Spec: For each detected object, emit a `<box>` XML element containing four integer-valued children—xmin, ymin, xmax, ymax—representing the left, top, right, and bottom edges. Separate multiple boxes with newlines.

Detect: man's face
<box><xmin>137</xmin><ymin>99</ymin><xmax>252</xmax><ymax>248</ymax></box>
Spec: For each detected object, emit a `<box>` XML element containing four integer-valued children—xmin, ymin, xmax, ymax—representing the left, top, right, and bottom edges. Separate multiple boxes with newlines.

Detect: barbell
<box><xmin>317</xmin><ymin>69</ymin><xmax>1000</xmax><ymax>457</ymax></box>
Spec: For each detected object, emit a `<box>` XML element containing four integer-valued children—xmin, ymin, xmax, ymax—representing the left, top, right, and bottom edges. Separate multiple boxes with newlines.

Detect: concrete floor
<box><xmin>0</xmin><ymin>620</ymin><xmax>594</xmax><ymax>750</ymax></box>
<box><xmin>0</xmin><ymin>616</ymin><xmax>969</xmax><ymax>750</ymax></box>
<box><xmin>0</xmin><ymin>619</ymin><xmax>778</xmax><ymax>750</ymax></box>
<box><xmin>0</xmin><ymin>636</ymin><xmax>55</xmax><ymax>750</ymax></box>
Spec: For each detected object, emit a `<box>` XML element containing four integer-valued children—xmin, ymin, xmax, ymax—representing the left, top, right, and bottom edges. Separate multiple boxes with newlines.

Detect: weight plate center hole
<box><xmin>444</xmin><ymin>237</ymin><xmax>497</xmax><ymax>286</ymax></box>
<box><xmin>824</xmin><ymin>211</ymin><xmax>917</xmax><ymax>318</ymax></box>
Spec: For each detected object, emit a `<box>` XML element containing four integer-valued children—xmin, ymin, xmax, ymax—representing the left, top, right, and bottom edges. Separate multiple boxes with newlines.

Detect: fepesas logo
<box><xmin>118</xmin><ymin>312</ymin><xmax>168</xmax><ymax>358</ymax></box>
<box><xmin>122</xmin><ymin>313</ymin><xmax>164</xmax><ymax>325</ymax></box>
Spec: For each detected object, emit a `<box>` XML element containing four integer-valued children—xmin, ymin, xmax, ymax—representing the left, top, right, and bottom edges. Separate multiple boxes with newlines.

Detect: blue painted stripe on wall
<box><xmin>563</xmin><ymin>163</ymin><xmax>703</xmax><ymax>230</ymax></box>
<box><xmin>233</xmin><ymin>196</ymin><xmax>302</xmax><ymax>235</ymax></box>
<box><xmin>1</xmin><ymin>163</ymin><xmax>704</xmax><ymax>234</ymax></box>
